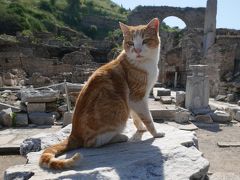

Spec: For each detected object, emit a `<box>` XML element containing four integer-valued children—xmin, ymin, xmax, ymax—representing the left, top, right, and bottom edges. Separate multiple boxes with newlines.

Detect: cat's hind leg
<box><xmin>94</xmin><ymin>132</ymin><xmax>117</xmax><ymax>147</ymax></box>
<box><xmin>109</xmin><ymin>134</ymin><xmax>128</xmax><ymax>144</ymax></box>
<box><xmin>94</xmin><ymin>132</ymin><xmax>128</xmax><ymax>147</ymax></box>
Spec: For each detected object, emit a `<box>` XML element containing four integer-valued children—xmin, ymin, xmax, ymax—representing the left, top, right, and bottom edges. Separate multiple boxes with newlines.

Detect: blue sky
<box><xmin>112</xmin><ymin>0</ymin><xmax>240</xmax><ymax>29</ymax></box>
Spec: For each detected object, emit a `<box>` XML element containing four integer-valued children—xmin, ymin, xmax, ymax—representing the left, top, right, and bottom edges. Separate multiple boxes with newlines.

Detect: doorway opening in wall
<box><xmin>159</xmin><ymin>16</ymin><xmax>187</xmax><ymax>89</ymax></box>
<box><xmin>162</xmin><ymin>16</ymin><xmax>186</xmax><ymax>30</ymax></box>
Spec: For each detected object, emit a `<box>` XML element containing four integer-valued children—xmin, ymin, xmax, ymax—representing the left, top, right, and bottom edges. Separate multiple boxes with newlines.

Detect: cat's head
<box><xmin>119</xmin><ymin>18</ymin><xmax>160</xmax><ymax>61</ymax></box>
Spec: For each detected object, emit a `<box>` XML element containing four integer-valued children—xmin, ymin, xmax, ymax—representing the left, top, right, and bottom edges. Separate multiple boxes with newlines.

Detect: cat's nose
<box><xmin>134</xmin><ymin>48</ymin><xmax>142</xmax><ymax>54</ymax></box>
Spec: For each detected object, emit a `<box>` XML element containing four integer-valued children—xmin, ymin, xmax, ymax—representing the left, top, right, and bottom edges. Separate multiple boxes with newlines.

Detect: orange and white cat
<box><xmin>39</xmin><ymin>18</ymin><xmax>164</xmax><ymax>169</ymax></box>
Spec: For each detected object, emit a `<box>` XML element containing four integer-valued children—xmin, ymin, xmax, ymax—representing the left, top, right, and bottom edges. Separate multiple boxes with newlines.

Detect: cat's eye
<box><xmin>142</xmin><ymin>39</ymin><xmax>148</xmax><ymax>44</ymax></box>
<box><xmin>126</xmin><ymin>41</ymin><xmax>134</xmax><ymax>46</ymax></box>
<box><xmin>142</xmin><ymin>39</ymin><xmax>151</xmax><ymax>44</ymax></box>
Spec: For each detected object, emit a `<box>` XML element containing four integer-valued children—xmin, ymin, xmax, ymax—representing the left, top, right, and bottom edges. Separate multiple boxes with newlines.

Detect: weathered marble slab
<box><xmin>5</xmin><ymin>120</ymin><xmax>209</xmax><ymax>180</ymax></box>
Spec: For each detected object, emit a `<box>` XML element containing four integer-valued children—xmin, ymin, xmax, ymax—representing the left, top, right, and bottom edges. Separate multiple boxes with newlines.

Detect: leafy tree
<box><xmin>67</xmin><ymin>0</ymin><xmax>80</xmax><ymax>13</ymax></box>
<box><xmin>65</xmin><ymin>0</ymin><xmax>81</xmax><ymax>26</ymax></box>
<box><xmin>50</xmin><ymin>0</ymin><xmax>56</xmax><ymax>6</ymax></box>
<box><xmin>39</xmin><ymin>0</ymin><xmax>53</xmax><ymax>12</ymax></box>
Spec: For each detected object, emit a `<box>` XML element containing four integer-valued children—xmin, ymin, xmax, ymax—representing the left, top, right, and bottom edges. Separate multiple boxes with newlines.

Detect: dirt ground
<box><xmin>1</xmin><ymin>122</ymin><xmax>240</xmax><ymax>179</ymax></box>
<box><xmin>195</xmin><ymin>122</ymin><xmax>240</xmax><ymax>179</ymax></box>
<box><xmin>0</xmin><ymin>155</ymin><xmax>26</xmax><ymax>178</ymax></box>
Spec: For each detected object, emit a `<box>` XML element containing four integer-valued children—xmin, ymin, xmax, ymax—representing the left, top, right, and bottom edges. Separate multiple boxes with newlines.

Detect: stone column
<box><xmin>185</xmin><ymin>65</ymin><xmax>209</xmax><ymax>113</ymax></box>
<box><xmin>203</xmin><ymin>0</ymin><xmax>217</xmax><ymax>56</ymax></box>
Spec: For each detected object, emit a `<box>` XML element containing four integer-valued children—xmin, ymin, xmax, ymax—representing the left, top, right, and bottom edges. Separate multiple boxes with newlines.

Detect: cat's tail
<box><xmin>39</xmin><ymin>136</ymin><xmax>81</xmax><ymax>169</ymax></box>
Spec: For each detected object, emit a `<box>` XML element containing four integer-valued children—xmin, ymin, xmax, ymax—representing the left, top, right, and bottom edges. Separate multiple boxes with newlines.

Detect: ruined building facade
<box><xmin>128</xmin><ymin>3</ymin><xmax>240</xmax><ymax>98</ymax></box>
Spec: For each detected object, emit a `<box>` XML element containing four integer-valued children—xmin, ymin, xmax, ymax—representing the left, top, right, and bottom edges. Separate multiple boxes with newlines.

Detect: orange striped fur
<box><xmin>39</xmin><ymin>18</ymin><xmax>165</xmax><ymax>169</ymax></box>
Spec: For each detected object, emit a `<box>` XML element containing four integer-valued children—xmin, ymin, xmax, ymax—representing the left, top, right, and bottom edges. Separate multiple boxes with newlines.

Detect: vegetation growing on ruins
<box><xmin>0</xmin><ymin>0</ymin><xmax>184</xmax><ymax>40</ymax></box>
<box><xmin>0</xmin><ymin>0</ymin><xmax>128</xmax><ymax>39</ymax></box>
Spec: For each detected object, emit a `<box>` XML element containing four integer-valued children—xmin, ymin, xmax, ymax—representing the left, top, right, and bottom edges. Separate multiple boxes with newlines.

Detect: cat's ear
<box><xmin>119</xmin><ymin>22</ymin><xmax>129</xmax><ymax>35</ymax></box>
<box><xmin>147</xmin><ymin>18</ymin><xmax>159</xmax><ymax>32</ymax></box>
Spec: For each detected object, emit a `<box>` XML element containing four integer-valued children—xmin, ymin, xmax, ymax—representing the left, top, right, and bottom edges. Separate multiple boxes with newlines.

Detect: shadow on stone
<box><xmin>60</xmin><ymin>139</ymin><xmax>164</xmax><ymax>180</ymax></box>
<box><xmin>5</xmin><ymin>121</ymin><xmax>209</xmax><ymax>180</ymax></box>
<box><xmin>193</xmin><ymin>122</ymin><xmax>222</xmax><ymax>133</ymax></box>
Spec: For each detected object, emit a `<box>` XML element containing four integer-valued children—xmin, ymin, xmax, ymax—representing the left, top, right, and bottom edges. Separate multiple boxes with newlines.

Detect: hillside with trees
<box><xmin>0</xmin><ymin>0</ymin><xmax>128</xmax><ymax>40</ymax></box>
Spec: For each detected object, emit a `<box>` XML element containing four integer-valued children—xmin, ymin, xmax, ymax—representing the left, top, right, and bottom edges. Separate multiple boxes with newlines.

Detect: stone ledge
<box><xmin>5</xmin><ymin>120</ymin><xmax>209</xmax><ymax>180</ymax></box>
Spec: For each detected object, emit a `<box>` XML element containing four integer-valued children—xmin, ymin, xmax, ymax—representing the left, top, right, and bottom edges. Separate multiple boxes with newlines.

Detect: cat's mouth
<box><xmin>136</xmin><ymin>54</ymin><xmax>143</xmax><ymax>58</ymax></box>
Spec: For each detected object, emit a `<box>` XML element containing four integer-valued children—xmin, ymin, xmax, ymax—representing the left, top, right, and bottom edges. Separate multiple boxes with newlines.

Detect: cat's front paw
<box><xmin>153</xmin><ymin>132</ymin><xmax>165</xmax><ymax>138</ymax></box>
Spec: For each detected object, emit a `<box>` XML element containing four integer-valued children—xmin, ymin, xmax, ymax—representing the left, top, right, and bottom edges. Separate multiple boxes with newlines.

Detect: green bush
<box><xmin>21</xmin><ymin>30</ymin><xmax>33</xmax><ymax>36</ymax></box>
<box><xmin>50</xmin><ymin>0</ymin><xmax>56</xmax><ymax>6</ymax></box>
<box><xmin>86</xmin><ymin>1</ymin><xmax>93</xmax><ymax>7</ymax></box>
<box><xmin>27</xmin><ymin>16</ymin><xmax>45</xmax><ymax>31</ymax></box>
<box><xmin>7</xmin><ymin>3</ymin><xmax>25</xmax><ymax>16</ymax></box>
<box><xmin>0</xmin><ymin>0</ymin><xmax>128</xmax><ymax>39</ymax></box>
<box><xmin>0</xmin><ymin>11</ymin><xmax>24</xmax><ymax>34</ymax></box>
<box><xmin>42</xmin><ymin>19</ymin><xmax>57</xmax><ymax>32</ymax></box>
<box><xmin>39</xmin><ymin>0</ymin><xmax>54</xmax><ymax>12</ymax></box>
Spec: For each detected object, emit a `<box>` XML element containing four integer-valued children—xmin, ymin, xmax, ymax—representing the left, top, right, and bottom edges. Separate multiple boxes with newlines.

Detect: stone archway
<box><xmin>128</xmin><ymin>6</ymin><xmax>205</xmax><ymax>29</ymax></box>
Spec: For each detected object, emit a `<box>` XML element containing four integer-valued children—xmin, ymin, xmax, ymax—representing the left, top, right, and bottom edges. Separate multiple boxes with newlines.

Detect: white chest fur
<box><xmin>137</xmin><ymin>47</ymin><xmax>160</xmax><ymax>97</ymax></box>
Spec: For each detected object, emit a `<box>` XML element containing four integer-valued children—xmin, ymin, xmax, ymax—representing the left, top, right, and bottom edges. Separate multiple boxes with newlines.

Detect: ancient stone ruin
<box><xmin>129</xmin><ymin>1</ymin><xmax>239</xmax><ymax>100</ymax></box>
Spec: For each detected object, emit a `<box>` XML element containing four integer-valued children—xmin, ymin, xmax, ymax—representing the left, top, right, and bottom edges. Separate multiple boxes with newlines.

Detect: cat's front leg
<box><xmin>129</xmin><ymin>99</ymin><xmax>165</xmax><ymax>138</ymax></box>
<box><xmin>130</xmin><ymin>110</ymin><xmax>147</xmax><ymax>132</ymax></box>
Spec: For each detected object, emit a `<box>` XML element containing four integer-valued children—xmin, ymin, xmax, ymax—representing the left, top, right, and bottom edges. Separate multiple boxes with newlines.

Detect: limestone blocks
<box><xmin>153</xmin><ymin>87</ymin><xmax>173</xmax><ymax>104</ymax></box>
<box><xmin>21</xmin><ymin>89</ymin><xmax>59</xmax><ymax>103</ymax></box>
<box><xmin>236</xmin><ymin>111</ymin><xmax>240</xmax><ymax>122</ymax></box>
<box><xmin>175</xmin><ymin>108</ymin><xmax>191</xmax><ymax>123</ymax></box>
<box><xmin>176</xmin><ymin>91</ymin><xmax>186</xmax><ymax>107</ymax></box>
<box><xmin>63</xmin><ymin>111</ymin><xmax>73</xmax><ymax>127</ymax></box>
<box><xmin>2</xmin><ymin>73</ymin><xmax>17</xmax><ymax>86</ymax></box>
<box><xmin>185</xmin><ymin>65</ymin><xmax>209</xmax><ymax>113</ymax></box>
<box><xmin>27</xmin><ymin>103</ymin><xmax>46</xmax><ymax>113</ymax></box>
<box><xmin>210</xmin><ymin>110</ymin><xmax>231</xmax><ymax>123</ymax></box>
<box><xmin>20</xmin><ymin>88</ymin><xmax>60</xmax><ymax>125</ymax></box>
<box><xmin>0</xmin><ymin>108</ymin><xmax>13</xmax><ymax>127</ymax></box>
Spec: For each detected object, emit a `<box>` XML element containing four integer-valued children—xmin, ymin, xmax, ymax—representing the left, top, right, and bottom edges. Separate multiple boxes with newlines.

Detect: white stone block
<box><xmin>15</xmin><ymin>113</ymin><xmax>28</xmax><ymax>126</ymax></box>
<box><xmin>27</xmin><ymin>103</ymin><xmax>46</xmax><ymax>113</ymax></box>
<box><xmin>153</xmin><ymin>88</ymin><xmax>171</xmax><ymax>97</ymax></box>
<box><xmin>176</xmin><ymin>91</ymin><xmax>186</xmax><ymax>106</ymax></box>
<box><xmin>236</xmin><ymin>111</ymin><xmax>240</xmax><ymax>122</ymax></box>
<box><xmin>29</xmin><ymin>112</ymin><xmax>55</xmax><ymax>125</ymax></box>
<box><xmin>175</xmin><ymin>111</ymin><xmax>190</xmax><ymax>123</ymax></box>
<box><xmin>63</xmin><ymin>111</ymin><xmax>73</xmax><ymax>126</ymax></box>
<box><xmin>21</xmin><ymin>89</ymin><xmax>59</xmax><ymax>103</ymax></box>
<box><xmin>185</xmin><ymin>65</ymin><xmax>209</xmax><ymax>111</ymax></box>
<box><xmin>160</xmin><ymin>96</ymin><xmax>172</xmax><ymax>104</ymax></box>
<box><xmin>0</xmin><ymin>108</ymin><xmax>13</xmax><ymax>127</ymax></box>
<box><xmin>210</xmin><ymin>110</ymin><xmax>231</xmax><ymax>123</ymax></box>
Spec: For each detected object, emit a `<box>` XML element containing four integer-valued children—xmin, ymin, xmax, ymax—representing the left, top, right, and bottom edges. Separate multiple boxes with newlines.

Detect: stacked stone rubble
<box><xmin>20</xmin><ymin>88</ymin><xmax>60</xmax><ymax>126</ymax></box>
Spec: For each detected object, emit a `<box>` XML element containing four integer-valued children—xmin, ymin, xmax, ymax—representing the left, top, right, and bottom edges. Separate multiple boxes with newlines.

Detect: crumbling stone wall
<box><xmin>158</xmin><ymin>29</ymin><xmax>204</xmax><ymax>88</ymax></box>
<box><xmin>0</xmin><ymin>39</ymin><xmax>101</xmax><ymax>86</ymax></box>
<box><xmin>204</xmin><ymin>29</ymin><xmax>240</xmax><ymax>96</ymax></box>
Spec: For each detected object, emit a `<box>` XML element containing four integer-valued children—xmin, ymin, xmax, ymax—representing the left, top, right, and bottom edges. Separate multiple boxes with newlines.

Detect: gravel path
<box><xmin>195</xmin><ymin>122</ymin><xmax>240</xmax><ymax>179</ymax></box>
